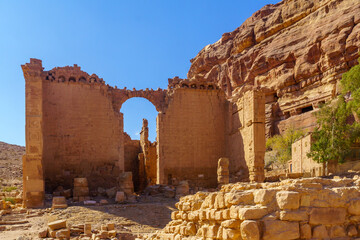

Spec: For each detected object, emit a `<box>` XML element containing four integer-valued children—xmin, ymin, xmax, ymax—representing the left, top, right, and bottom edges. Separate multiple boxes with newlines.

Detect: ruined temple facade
<box><xmin>22</xmin><ymin>59</ymin><xmax>266</xmax><ymax>207</ymax></box>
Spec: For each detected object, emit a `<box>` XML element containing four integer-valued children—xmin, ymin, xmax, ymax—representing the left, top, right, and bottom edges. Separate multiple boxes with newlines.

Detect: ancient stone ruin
<box><xmin>21</xmin><ymin>59</ymin><xmax>266</xmax><ymax>207</ymax></box>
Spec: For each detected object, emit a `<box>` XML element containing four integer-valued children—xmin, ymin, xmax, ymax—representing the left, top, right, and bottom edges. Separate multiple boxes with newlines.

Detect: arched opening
<box><xmin>120</xmin><ymin>97</ymin><xmax>158</xmax><ymax>191</ymax></box>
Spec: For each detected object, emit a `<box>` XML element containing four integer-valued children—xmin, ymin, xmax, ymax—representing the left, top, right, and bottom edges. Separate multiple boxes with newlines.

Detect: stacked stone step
<box><xmin>118</xmin><ymin>172</ymin><xmax>134</xmax><ymax>201</ymax></box>
<box><xmin>52</xmin><ymin>196</ymin><xmax>67</xmax><ymax>209</ymax></box>
<box><xmin>39</xmin><ymin>221</ymin><xmax>118</xmax><ymax>238</ymax></box>
<box><xmin>47</xmin><ymin>219</ymin><xmax>70</xmax><ymax>238</ymax></box>
<box><xmin>217</xmin><ymin>157</ymin><xmax>229</xmax><ymax>187</ymax></box>
<box><xmin>73</xmin><ymin>178</ymin><xmax>89</xmax><ymax>202</ymax></box>
<box><xmin>146</xmin><ymin>176</ymin><xmax>360</xmax><ymax>240</ymax></box>
<box><xmin>175</xmin><ymin>181</ymin><xmax>189</xmax><ymax>199</ymax></box>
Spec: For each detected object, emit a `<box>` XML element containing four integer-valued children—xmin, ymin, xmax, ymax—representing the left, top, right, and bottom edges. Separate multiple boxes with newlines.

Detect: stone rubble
<box><xmin>38</xmin><ymin>219</ymin><xmax>121</xmax><ymax>239</ymax></box>
<box><xmin>144</xmin><ymin>176</ymin><xmax>360</xmax><ymax>240</ymax></box>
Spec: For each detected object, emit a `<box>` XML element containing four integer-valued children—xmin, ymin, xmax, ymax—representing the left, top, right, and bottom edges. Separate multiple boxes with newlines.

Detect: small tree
<box><xmin>307</xmin><ymin>96</ymin><xmax>352</xmax><ymax>163</ymax></box>
<box><xmin>308</xmin><ymin>57</ymin><xmax>360</xmax><ymax>163</ymax></box>
<box><xmin>341</xmin><ymin>57</ymin><xmax>360</xmax><ymax>119</ymax></box>
<box><xmin>266</xmin><ymin>127</ymin><xmax>305</xmax><ymax>164</ymax></box>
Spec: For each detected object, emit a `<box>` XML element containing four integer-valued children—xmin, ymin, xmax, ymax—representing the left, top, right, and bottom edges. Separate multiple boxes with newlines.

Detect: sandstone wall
<box><xmin>123</xmin><ymin>133</ymin><xmax>141</xmax><ymax>190</ymax></box>
<box><xmin>228</xmin><ymin>88</ymin><xmax>266</xmax><ymax>182</ymax></box>
<box><xmin>148</xmin><ymin>177</ymin><xmax>360</xmax><ymax>240</ymax></box>
<box><xmin>187</xmin><ymin>0</ymin><xmax>360</xmax><ymax>137</ymax></box>
<box><xmin>291</xmin><ymin>134</ymin><xmax>324</xmax><ymax>176</ymax></box>
<box><xmin>42</xmin><ymin>79</ymin><xmax>123</xmax><ymax>191</ymax></box>
<box><xmin>157</xmin><ymin>88</ymin><xmax>227</xmax><ymax>187</ymax></box>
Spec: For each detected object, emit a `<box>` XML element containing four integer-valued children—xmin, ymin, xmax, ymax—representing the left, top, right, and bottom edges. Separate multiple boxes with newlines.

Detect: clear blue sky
<box><xmin>0</xmin><ymin>0</ymin><xmax>278</xmax><ymax>146</ymax></box>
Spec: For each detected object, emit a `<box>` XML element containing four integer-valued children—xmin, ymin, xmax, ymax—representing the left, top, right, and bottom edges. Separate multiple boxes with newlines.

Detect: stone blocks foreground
<box><xmin>145</xmin><ymin>177</ymin><xmax>360</xmax><ymax>240</ymax></box>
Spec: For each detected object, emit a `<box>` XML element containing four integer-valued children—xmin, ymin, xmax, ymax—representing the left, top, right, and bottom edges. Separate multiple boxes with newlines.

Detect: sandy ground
<box><xmin>0</xmin><ymin>142</ymin><xmax>177</xmax><ymax>240</ymax></box>
<box><xmin>0</xmin><ymin>196</ymin><xmax>176</xmax><ymax>240</ymax></box>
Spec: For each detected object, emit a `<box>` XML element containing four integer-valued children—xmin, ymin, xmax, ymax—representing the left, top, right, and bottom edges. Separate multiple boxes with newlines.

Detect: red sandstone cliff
<box><xmin>188</xmin><ymin>0</ymin><xmax>360</xmax><ymax>136</ymax></box>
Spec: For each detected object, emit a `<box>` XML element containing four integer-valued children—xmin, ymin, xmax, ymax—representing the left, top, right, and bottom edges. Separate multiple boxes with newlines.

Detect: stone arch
<box><xmin>112</xmin><ymin>88</ymin><xmax>167</xmax><ymax>113</ymax></box>
<box><xmin>58</xmin><ymin>76</ymin><xmax>66</xmax><ymax>82</ymax></box>
<box><xmin>78</xmin><ymin>76</ymin><xmax>87</xmax><ymax>83</ymax></box>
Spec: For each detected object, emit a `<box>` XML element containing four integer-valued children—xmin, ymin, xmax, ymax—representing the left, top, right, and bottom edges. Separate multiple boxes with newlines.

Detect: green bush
<box><xmin>4</xmin><ymin>197</ymin><xmax>15</xmax><ymax>204</ymax></box>
<box><xmin>266</xmin><ymin>127</ymin><xmax>305</xmax><ymax>164</ymax></box>
<box><xmin>2</xmin><ymin>186</ymin><xmax>17</xmax><ymax>192</ymax></box>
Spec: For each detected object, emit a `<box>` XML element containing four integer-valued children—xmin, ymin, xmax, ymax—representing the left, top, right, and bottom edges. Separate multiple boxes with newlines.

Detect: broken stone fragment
<box><xmin>84</xmin><ymin>200</ymin><xmax>96</xmax><ymax>205</ymax></box>
<box><xmin>73</xmin><ymin>186</ymin><xmax>89</xmax><ymax>197</ymax></box>
<box><xmin>97</xmin><ymin>187</ymin><xmax>106</xmax><ymax>196</ymax></box>
<box><xmin>107</xmin><ymin>223</ymin><xmax>115</xmax><ymax>231</ymax></box>
<box><xmin>176</xmin><ymin>181</ymin><xmax>189</xmax><ymax>197</ymax></box>
<box><xmin>74</xmin><ymin>178</ymin><xmax>88</xmax><ymax>187</ymax></box>
<box><xmin>55</xmin><ymin>228</ymin><xmax>70</xmax><ymax>239</ymax></box>
<box><xmin>106</xmin><ymin>187</ymin><xmax>117</xmax><ymax>198</ymax></box>
<box><xmin>99</xmin><ymin>199</ymin><xmax>108</xmax><ymax>205</ymax></box>
<box><xmin>52</xmin><ymin>196</ymin><xmax>67</xmax><ymax>209</ymax></box>
<box><xmin>108</xmin><ymin>230</ymin><xmax>116</xmax><ymax>237</ymax></box>
<box><xmin>38</xmin><ymin>228</ymin><xmax>48</xmax><ymax>238</ymax></box>
<box><xmin>48</xmin><ymin>219</ymin><xmax>67</xmax><ymax>231</ymax></box>
<box><xmin>84</xmin><ymin>223</ymin><xmax>92</xmax><ymax>235</ymax></box>
<box><xmin>63</xmin><ymin>189</ymin><xmax>71</xmax><ymax>199</ymax></box>
<box><xmin>115</xmin><ymin>191</ymin><xmax>125</xmax><ymax>203</ymax></box>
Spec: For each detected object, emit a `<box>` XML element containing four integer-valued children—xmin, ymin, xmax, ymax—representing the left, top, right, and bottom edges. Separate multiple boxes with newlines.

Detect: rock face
<box><xmin>188</xmin><ymin>0</ymin><xmax>360</xmax><ymax>136</ymax></box>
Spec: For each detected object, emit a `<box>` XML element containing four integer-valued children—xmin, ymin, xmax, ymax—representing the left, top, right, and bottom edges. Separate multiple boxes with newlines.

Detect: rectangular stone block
<box><xmin>73</xmin><ymin>186</ymin><xmax>89</xmax><ymax>197</ymax></box>
<box><xmin>263</xmin><ymin>220</ymin><xmax>299</xmax><ymax>240</ymax></box>
<box><xmin>24</xmin><ymin>179</ymin><xmax>44</xmax><ymax>192</ymax></box>
<box><xmin>48</xmin><ymin>219</ymin><xmax>67</xmax><ymax>231</ymax></box>
<box><xmin>74</xmin><ymin>178</ymin><xmax>88</xmax><ymax>187</ymax></box>
<box><xmin>309</xmin><ymin>207</ymin><xmax>346</xmax><ymax>225</ymax></box>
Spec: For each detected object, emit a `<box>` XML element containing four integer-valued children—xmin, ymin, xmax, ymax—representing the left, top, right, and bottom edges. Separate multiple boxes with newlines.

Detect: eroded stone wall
<box><xmin>42</xmin><ymin>77</ymin><xmax>123</xmax><ymax>191</ymax></box>
<box><xmin>157</xmin><ymin>87</ymin><xmax>227</xmax><ymax>187</ymax></box>
<box><xmin>124</xmin><ymin>133</ymin><xmax>141</xmax><ymax>190</ymax></box>
<box><xmin>291</xmin><ymin>134</ymin><xmax>324</xmax><ymax>176</ymax></box>
<box><xmin>147</xmin><ymin>177</ymin><xmax>360</xmax><ymax>240</ymax></box>
<box><xmin>228</xmin><ymin>87</ymin><xmax>266</xmax><ymax>182</ymax></box>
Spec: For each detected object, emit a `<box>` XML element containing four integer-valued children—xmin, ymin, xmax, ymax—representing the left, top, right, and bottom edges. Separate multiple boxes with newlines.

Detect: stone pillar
<box><xmin>217</xmin><ymin>157</ymin><xmax>229</xmax><ymax>186</ymax></box>
<box><xmin>240</xmin><ymin>89</ymin><xmax>266</xmax><ymax>182</ymax></box>
<box><xmin>119</xmin><ymin>172</ymin><xmax>134</xmax><ymax>198</ymax></box>
<box><xmin>139</xmin><ymin>118</ymin><xmax>157</xmax><ymax>187</ymax></box>
<box><xmin>21</xmin><ymin>59</ymin><xmax>45</xmax><ymax>207</ymax></box>
<box><xmin>138</xmin><ymin>153</ymin><xmax>146</xmax><ymax>190</ymax></box>
<box><xmin>156</xmin><ymin>113</ymin><xmax>165</xmax><ymax>184</ymax></box>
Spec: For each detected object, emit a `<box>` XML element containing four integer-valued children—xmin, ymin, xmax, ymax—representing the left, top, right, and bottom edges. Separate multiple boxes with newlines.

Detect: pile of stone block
<box><xmin>175</xmin><ymin>181</ymin><xmax>189</xmax><ymax>198</ymax></box>
<box><xmin>217</xmin><ymin>158</ymin><xmax>229</xmax><ymax>186</ymax></box>
<box><xmin>143</xmin><ymin>185</ymin><xmax>176</xmax><ymax>198</ymax></box>
<box><xmin>47</xmin><ymin>219</ymin><xmax>70</xmax><ymax>238</ymax></box>
<box><xmin>53</xmin><ymin>186</ymin><xmax>72</xmax><ymax>198</ymax></box>
<box><xmin>40</xmin><ymin>221</ymin><xmax>119</xmax><ymax>239</ymax></box>
<box><xmin>73</xmin><ymin>178</ymin><xmax>89</xmax><ymax>202</ymax></box>
<box><xmin>119</xmin><ymin>172</ymin><xmax>135</xmax><ymax>202</ymax></box>
<box><xmin>52</xmin><ymin>196</ymin><xmax>68</xmax><ymax>209</ymax></box>
<box><xmin>146</xmin><ymin>176</ymin><xmax>360</xmax><ymax>240</ymax></box>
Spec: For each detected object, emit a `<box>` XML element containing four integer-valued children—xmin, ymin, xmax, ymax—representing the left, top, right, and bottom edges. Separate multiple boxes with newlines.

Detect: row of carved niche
<box><xmin>169</xmin><ymin>82</ymin><xmax>220</xmax><ymax>90</ymax></box>
<box><xmin>45</xmin><ymin>74</ymin><xmax>103</xmax><ymax>84</ymax></box>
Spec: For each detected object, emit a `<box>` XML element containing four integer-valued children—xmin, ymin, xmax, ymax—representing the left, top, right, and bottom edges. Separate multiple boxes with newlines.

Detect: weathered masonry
<box><xmin>22</xmin><ymin>59</ymin><xmax>266</xmax><ymax>207</ymax></box>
